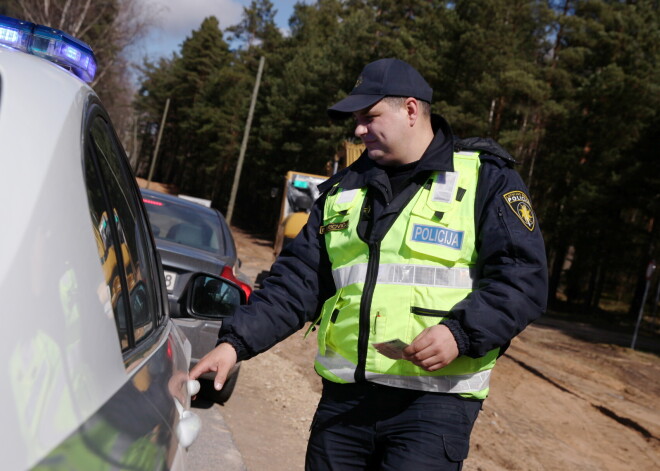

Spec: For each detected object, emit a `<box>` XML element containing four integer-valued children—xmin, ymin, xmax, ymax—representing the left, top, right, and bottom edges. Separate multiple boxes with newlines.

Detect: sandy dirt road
<box><xmin>220</xmin><ymin>228</ymin><xmax>660</xmax><ymax>471</ymax></box>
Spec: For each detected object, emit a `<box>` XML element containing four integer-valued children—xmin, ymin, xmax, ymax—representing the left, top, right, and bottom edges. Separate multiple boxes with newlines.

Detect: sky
<box><xmin>133</xmin><ymin>0</ymin><xmax>308</xmax><ymax>61</ymax></box>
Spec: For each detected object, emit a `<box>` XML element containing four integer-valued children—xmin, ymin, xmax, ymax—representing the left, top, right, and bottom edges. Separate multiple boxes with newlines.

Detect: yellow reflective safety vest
<box><xmin>314</xmin><ymin>151</ymin><xmax>499</xmax><ymax>400</ymax></box>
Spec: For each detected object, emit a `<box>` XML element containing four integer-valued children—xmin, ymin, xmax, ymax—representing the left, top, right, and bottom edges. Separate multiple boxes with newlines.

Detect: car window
<box><xmin>84</xmin><ymin>111</ymin><xmax>162</xmax><ymax>351</ymax></box>
<box><xmin>85</xmin><ymin>162</ymin><xmax>129</xmax><ymax>347</ymax></box>
<box><xmin>142</xmin><ymin>197</ymin><xmax>227</xmax><ymax>254</ymax></box>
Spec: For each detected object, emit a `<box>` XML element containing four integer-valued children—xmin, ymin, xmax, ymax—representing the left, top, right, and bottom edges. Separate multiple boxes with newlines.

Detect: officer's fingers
<box><xmin>407</xmin><ymin>343</ymin><xmax>458</xmax><ymax>370</ymax></box>
<box><xmin>402</xmin><ymin>341</ymin><xmax>427</xmax><ymax>360</ymax></box>
<box><xmin>415</xmin><ymin>325</ymin><xmax>456</xmax><ymax>355</ymax></box>
<box><xmin>212</xmin><ymin>343</ymin><xmax>238</xmax><ymax>390</ymax></box>
<box><xmin>411</xmin><ymin>348</ymin><xmax>452</xmax><ymax>370</ymax></box>
<box><xmin>189</xmin><ymin>342</ymin><xmax>237</xmax><ymax>384</ymax></box>
<box><xmin>404</xmin><ymin>327</ymin><xmax>433</xmax><ymax>356</ymax></box>
<box><xmin>404</xmin><ymin>324</ymin><xmax>457</xmax><ymax>363</ymax></box>
<box><xmin>212</xmin><ymin>366</ymin><xmax>230</xmax><ymax>391</ymax></box>
<box><xmin>407</xmin><ymin>356</ymin><xmax>445</xmax><ymax>371</ymax></box>
<box><xmin>420</xmin><ymin>359</ymin><xmax>447</xmax><ymax>372</ymax></box>
<box><xmin>419</xmin><ymin>345</ymin><xmax>459</xmax><ymax>370</ymax></box>
<box><xmin>189</xmin><ymin>355</ymin><xmax>216</xmax><ymax>381</ymax></box>
<box><xmin>404</xmin><ymin>342</ymin><xmax>436</xmax><ymax>364</ymax></box>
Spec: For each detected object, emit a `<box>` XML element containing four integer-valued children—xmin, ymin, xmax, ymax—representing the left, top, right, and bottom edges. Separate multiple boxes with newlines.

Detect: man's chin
<box><xmin>367</xmin><ymin>151</ymin><xmax>396</xmax><ymax>166</ymax></box>
<box><xmin>367</xmin><ymin>150</ymin><xmax>384</xmax><ymax>161</ymax></box>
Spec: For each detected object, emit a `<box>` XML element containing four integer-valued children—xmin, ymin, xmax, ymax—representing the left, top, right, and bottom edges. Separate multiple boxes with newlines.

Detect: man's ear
<box><xmin>405</xmin><ymin>97</ymin><xmax>419</xmax><ymax>126</ymax></box>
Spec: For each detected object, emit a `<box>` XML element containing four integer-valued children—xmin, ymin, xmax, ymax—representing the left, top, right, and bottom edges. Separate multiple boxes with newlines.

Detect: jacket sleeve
<box><xmin>218</xmin><ymin>195</ymin><xmax>334</xmax><ymax>361</ymax></box>
<box><xmin>448</xmin><ymin>157</ymin><xmax>548</xmax><ymax>358</ymax></box>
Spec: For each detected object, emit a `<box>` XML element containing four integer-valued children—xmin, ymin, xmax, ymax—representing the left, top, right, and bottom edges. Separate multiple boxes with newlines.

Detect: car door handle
<box><xmin>173</xmin><ymin>396</ymin><xmax>201</xmax><ymax>448</ymax></box>
<box><xmin>187</xmin><ymin>379</ymin><xmax>201</xmax><ymax>396</ymax></box>
<box><xmin>177</xmin><ymin>409</ymin><xmax>202</xmax><ymax>448</ymax></box>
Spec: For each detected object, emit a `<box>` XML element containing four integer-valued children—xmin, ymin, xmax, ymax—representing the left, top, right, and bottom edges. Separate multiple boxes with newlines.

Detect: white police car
<box><xmin>0</xmin><ymin>15</ymin><xmax>203</xmax><ymax>469</ymax></box>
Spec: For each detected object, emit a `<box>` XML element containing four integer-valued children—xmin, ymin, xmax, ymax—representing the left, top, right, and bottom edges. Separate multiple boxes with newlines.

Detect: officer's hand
<box><xmin>189</xmin><ymin>342</ymin><xmax>237</xmax><ymax>391</ymax></box>
<box><xmin>402</xmin><ymin>325</ymin><xmax>459</xmax><ymax>371</ymax></box>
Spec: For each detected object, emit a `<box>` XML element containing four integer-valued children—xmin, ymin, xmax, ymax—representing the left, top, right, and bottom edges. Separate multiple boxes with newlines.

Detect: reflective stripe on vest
<box><xmin>316</xmin><ymin>347</ymin><xmax>491</xmax><ymax>394</ymax></box>
<box><xmin>332</xmin><ymin>263</ymin><xmax>474</xmax><ymax>290</ymax></box>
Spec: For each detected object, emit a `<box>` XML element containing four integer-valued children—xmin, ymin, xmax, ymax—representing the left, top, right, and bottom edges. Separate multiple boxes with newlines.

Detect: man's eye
<box><xmin>354</xmin><ymin>115</ymin><xmax>375</xmax><ymax>125</ymax></box>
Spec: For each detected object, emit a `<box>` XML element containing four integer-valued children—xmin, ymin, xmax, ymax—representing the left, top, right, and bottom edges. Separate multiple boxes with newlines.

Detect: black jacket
<box><xmin>219</xmin><ymin>115</ymin><xmax>548</xmax><ymax>362</ymax></box>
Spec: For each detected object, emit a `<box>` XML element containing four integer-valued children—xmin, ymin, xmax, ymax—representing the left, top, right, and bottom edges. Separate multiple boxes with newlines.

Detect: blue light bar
<box><xmin>0</xmin><ymin>15</ymin><xmax>97</xmax><ymax>82</ymax></box>
<box><xmin>31</xmin><ymin>24</ymin><xmax>97</xmax><ymax>82</ymax></box>
<box><xmin>0</xmin><ymin>15</ymin><xmax>32</xmax><ymax>52</ymax></box>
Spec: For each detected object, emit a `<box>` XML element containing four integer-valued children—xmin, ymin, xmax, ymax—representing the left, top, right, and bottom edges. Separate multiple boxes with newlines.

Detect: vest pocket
<box><xmin>317</xmin><ymin>291</ymin><xmax>341</xmax><ymax>355</ymax></box>
<box><xmin>318</xmin><ymin>289</ymin><xmax>360</xmax><ymax>360</ymax></box>
<box><xmin>405</xmin><ymin>215</ymin><xmax>469</xmax><ymax>263</ymax></box>
<box><xmin>328</xmin><ymin>188</ymin><xmax>361</xmax><ymax>215</ymax></box>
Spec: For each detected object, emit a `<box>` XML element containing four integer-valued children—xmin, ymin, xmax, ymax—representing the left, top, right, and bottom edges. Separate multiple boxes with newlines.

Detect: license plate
<box><xmin>163</xmin><ymin>271</ymin><xmax>177</xmax><ymax>292</ymax></box>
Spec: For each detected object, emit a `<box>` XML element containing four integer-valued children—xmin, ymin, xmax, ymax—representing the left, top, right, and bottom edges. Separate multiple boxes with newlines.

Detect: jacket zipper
<box><xmin>356</xmin><ymin>241</ymin><xmax>380</xmax><ymax>382</ymax></box>
<box><xmin>411</xmin><ymin>306</ymin><xmax>450</xmax><ymax>317</ymax></box>
<box><xmin>353</xmin><ymin>182</ymin><xmax>420</xmax><ymax>381</ymax></box>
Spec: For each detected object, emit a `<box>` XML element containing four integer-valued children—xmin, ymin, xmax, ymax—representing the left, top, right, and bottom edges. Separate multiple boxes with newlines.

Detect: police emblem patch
<box><xmin>503</xmin><ymin>191</ymin><xmax>535</xmax><ymax>231</ymax></box>
<box><xmin>353</xmin><ymin>75</ymin><xmax>363</xmax><ymax>89</ymax></box>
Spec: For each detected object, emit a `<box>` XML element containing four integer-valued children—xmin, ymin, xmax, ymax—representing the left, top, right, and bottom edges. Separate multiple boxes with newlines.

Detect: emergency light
<box><xmin>0</xmin><ymin>15</ymin><xmax>96</xmax><ymax>82</ymax></box>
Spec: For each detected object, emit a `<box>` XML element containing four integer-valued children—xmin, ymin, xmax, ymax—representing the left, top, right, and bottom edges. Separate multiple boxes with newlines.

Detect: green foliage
<box><xmin>532</xmin><ymin>0</ymin><xmax>660</xmax><ymax>311</ymax></box>
<box><xmin>226</xmin><ymin>0</ymin><xmax>283</xmax><ymax>51</ymax></box>
<box><xmin>133</xmin><ymin>0</ymin><xmax>660</xmax><ymax>315</ymax></box>
<box><xmin>134</xmin><ymin>16</ymin><xmax>252</xmax><ymax>210</ymax></box>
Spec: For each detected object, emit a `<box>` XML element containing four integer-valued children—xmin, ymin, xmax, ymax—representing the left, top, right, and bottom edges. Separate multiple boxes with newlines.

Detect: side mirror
<box><xmin>188</xmin><ymin>275</ymin><xmax>244</xmax><ymax>319</ymax></box>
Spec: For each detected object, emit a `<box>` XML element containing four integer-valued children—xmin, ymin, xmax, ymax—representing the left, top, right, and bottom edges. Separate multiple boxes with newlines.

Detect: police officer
<box><xmin>191</xmin><ymin>58</ymin><xmax>548</xmax><ymax>470</ymax></box>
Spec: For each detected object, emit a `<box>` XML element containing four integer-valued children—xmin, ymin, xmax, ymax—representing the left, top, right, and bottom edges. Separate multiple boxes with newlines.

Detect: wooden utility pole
<box><xmin>146</xmin><ymin>97</ymin><xmax>170</xmax><ymax>189</ymax></box>
<box><xmin>226</xmin><ymin>56</ymin><xmax>265</xmax><ymax>225</ymax></box>
<box><xmin>631</xmin><ymin>260</ymin><xmax>656</xmax><ymax>350</ymax></box>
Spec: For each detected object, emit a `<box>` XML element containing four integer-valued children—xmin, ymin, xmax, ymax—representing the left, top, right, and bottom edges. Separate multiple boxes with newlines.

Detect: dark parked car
<box><xmin>140</xmin><ymin>188</ymin><xmax>252</xmax><ymax>403</ymax></box>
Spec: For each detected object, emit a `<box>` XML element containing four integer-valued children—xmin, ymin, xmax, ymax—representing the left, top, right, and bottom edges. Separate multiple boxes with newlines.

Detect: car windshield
<box><xmin>143</xmin><ymin>196</ymin><xmax>226</xmax><ymax>254</ymax></box>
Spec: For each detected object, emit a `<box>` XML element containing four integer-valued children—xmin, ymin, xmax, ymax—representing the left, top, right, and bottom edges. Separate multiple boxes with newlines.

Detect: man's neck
<box><xmin>398</xmin><ymin>120</ymin><xmax>435</xmax><ymax>166</ymax></box>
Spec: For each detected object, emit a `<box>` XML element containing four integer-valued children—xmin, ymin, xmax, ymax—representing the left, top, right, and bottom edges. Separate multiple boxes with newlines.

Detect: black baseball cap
<box><xmin>327</xmin><ymin>58</ymin><xmax>433</xmax><ymax>120</ymax></box>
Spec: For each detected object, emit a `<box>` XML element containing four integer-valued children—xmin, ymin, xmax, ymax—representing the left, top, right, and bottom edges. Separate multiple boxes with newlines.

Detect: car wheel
<box><xmin>201</xmin><ymin>367</ymin><xmax>240</xmax><ymax>404</ymax></box>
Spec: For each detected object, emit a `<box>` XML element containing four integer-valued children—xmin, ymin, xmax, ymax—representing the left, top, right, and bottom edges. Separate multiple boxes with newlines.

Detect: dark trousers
<box><xmin>305</xmin><ymin>380</ymin><xmax>482</xmax><ymax>471</ymax></box>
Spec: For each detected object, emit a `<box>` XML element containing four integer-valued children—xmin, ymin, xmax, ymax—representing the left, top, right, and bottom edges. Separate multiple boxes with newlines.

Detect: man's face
<box><xmin>353</xmin><ymin>99</ymin><xmax>411</xmax><ymax>166</ymax></box>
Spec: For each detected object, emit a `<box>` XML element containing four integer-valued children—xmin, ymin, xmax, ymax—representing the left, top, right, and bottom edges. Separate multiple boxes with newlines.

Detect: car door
<box><xmin>33</xmin><ymin>100</ymin><xmax>196</xmax><ymax>469</ymax></box>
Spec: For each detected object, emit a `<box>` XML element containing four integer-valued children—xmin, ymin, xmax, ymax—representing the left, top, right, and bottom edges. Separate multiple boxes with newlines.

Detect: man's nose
<box><xmin>355</xmin><ymin>123</ymin><xmax>367</xmax><ymax>139</ymax></box>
